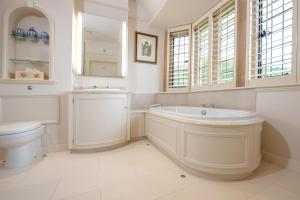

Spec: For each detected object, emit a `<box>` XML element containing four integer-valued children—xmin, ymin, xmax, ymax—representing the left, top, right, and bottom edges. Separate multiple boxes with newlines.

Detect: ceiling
<box><xmin>129</xmin><ymin>0</ymin><xmax>168</xmax><ymax>22</ymax></box>
<box><xmin>148</xmin><ymin>0</ymin><xmax>222</xmax><ymax>29</ymax></box>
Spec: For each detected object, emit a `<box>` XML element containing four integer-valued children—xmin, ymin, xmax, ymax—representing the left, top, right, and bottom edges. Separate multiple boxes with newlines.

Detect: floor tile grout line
<box><xmin>243</xmin><ymin>168</ymin><xmax>292</xmax><ymax>200</ymax></box>
<box><xmin>151</xmin><ymin>181</ymin><xmax>196</xmax><ymax>200</ymax></box>
<box><xmin>50</xmin><ymin>179</ymin><xmax>62</xmax><ymax>200</ymax></box>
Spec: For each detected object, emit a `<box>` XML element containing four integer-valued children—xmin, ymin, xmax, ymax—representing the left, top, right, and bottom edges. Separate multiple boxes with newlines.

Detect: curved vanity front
<box><xmin>68</xmin><ymin>89</ymin><xmax>130</xmax><ymax>150</ymax></box>
<box><xmin>145</xmin><ymin>106</ymin><xmax>264</xmax><ymax>180</ymax></box>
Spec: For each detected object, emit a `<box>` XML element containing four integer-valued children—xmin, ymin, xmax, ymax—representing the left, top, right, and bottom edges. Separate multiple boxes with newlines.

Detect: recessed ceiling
<box><xmin>150</xmin><ymin>0</ymin><xmax>222</xmax><ymax>29</ymax></box>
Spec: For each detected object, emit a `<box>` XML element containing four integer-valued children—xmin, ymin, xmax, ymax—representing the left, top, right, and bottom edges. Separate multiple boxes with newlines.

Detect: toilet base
<box><xmin>5</xmin><ymin>138</ymin><xmax>42</xmax><ymax>168</ymax></box>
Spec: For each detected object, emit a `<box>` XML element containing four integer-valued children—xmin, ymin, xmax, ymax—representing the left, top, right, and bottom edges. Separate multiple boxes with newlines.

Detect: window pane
<box><xmin>192</xmin><ymin>18</ymin><xmax>209</xmax><ymax>87</ymax></box>
<box><xmin>249</xmin><ymin>0</ymin><xmax>294</xmax><ymax>79</ymax></box>
<box><xmin>169</xmin><ymin>30</ymin><xmax>190</xmax><ymax>88</ymax></box>
<box><xmin>212</xmin><ymin>0</ymin><xmax>236</xmax><ymax>84</ymax></box>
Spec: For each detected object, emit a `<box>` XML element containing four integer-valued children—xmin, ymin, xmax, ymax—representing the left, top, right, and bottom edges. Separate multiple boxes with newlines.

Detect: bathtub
<box><xmin>145</xmin><ymin>106</ymin><xmax>264</xmax><ymax>180</ymax></box>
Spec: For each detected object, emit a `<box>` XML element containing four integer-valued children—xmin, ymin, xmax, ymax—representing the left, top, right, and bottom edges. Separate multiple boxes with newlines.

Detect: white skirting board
<box><xmin>43</xmin><ymin>144</ymin><xmax>68</xmax><ymax>154</ymax></box>
<box><xmin>262</xmin><ymin>151</ymin><xmax>300</xmax><ymax>173</ymax></box>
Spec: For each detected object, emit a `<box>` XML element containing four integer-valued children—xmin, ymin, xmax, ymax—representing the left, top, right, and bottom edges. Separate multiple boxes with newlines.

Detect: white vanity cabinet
<box><xmin>69</xmin><ymin>92</ymin><xmax>130</xmax><ymax>150</ymax></box>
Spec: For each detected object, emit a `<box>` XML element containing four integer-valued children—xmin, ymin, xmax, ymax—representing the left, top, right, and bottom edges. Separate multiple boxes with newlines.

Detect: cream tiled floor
<box><xmin>0</xmin><ymin>140</ymin><xmax>299</xmax><ymax>200</ymax></box>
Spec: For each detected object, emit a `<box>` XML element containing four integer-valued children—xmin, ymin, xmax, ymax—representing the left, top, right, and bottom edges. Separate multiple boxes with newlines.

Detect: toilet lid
<box><xmin>0</xmin><ymin>121</ymin><xmax>42</xmax><ymax>136</ymax></box>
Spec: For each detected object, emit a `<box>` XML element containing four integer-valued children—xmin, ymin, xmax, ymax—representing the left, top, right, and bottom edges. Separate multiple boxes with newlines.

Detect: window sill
<box><xmin>160</xmin><ymin>83</ymin><xmax>300</xmax><ymax>94</ymax></box>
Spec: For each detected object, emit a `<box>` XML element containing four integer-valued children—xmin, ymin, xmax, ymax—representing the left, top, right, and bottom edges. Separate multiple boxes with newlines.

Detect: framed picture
<box><xmin>135</xmin><ymin>32</ymin><xmax>158</xmax><ymax>64</ymax></box>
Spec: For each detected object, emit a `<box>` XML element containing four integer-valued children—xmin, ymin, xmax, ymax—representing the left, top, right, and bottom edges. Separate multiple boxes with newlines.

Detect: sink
<box><xmin>72</xmin><ymin>88</ymin><xmax>127</xmax><ymax>94</ymax></box>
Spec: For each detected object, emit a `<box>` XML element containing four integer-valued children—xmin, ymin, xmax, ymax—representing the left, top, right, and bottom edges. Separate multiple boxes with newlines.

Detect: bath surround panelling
<box><xmin>154</xmin><ymin>86</ymin><xmax>300</xmax><ymax>171</ymax></box>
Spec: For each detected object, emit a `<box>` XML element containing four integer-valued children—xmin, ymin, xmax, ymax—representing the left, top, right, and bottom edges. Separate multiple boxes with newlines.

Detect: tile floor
<box><xmin>0</xmin><ymin>140</ymin><xmax>299</xmax><ymax>200</ymax></box>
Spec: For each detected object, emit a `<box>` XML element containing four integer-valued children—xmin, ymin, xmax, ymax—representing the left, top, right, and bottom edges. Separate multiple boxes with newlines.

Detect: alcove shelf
<box><xmin>1</xmin><ymin>4</ymin><xmax>55</xmax><ymax>84</ymax></box>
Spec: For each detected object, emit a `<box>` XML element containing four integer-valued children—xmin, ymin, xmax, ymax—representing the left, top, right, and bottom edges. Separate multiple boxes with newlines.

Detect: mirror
<box><xmin>81</xmin><ymin>13</ymin><xmax>125</xmax><ymax>77</ymax></box>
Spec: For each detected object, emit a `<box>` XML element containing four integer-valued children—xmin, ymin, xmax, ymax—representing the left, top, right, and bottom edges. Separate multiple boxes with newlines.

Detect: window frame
<box><xmin>210</xmin><ymin>0</ymin><xmax>238</xmax><ymax>90</ymax></box>
<box><xmin>191</xmin><ymin>14</ymin><xmax>212</xmax><ymax>92</ymax></box>
<box><xmin>165</xmin><ymin>0</ymin><xmax>299</xmax><ymax>92</ymax></box>
<box><xmin>166</xmin><ymin>24</ymin><xmax>192</xmax><ymax>93</ymax></box>
<box><xmin>189</xmin><ymin>0</ymin><xmax>238</xmax><ymax>92</ymax></box>
<box><xmin>245</xmin><ymin>0</ymin><xmax>299</xmax><ymax>88</ymax></box>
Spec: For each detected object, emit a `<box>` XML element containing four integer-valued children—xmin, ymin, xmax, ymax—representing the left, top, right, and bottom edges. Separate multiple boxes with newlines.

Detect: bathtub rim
<box><xmin>147</xmin><ymin>110</ymin><xmax>264</xmax><ymax>126</ymax></box>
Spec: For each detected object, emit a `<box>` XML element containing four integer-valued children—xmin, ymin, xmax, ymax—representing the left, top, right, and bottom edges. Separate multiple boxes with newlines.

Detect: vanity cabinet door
<box><xmin>73</xmin><ymin>94</ymin><xmax>128</xmax><ymax>149</ymax></box>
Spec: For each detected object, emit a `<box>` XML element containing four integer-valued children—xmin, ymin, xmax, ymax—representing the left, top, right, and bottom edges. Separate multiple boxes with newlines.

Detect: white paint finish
<box><xmin>1</xmin><ymin>95</ymin><xmax>59</xmax><ymax>123</ymax></box>
<box><xmin>74</xmin><ymin>75</ymin><xmax>128</xmax><ymax>90</ymax></box>
<box><xmin>0</xmin><ymin>98</ymin><xmax>2</xmax><ymax>122</ymax></box>
<box><xmin>146</xmin><ymin>112</ymin><xmax>262</xmax><ymax>179</ymax></box>
<box><xmin>150</xmin><ymin>106</ymin><xmax>261</xmax><ymax>123</ymax></box>
<box><xmin>2</xmin><ymin>5</ymin><xmax>54</xmax><ymax>81</ymax></box>
<box><xmin>146</xmin><ymin>115</ymin><xmax>179</xmax><ymax>157</ymax></box>
<box><xmin>183</xmin><ymin>130</ymin><xmax>248</xmax><ymax>166</ymax></box>
<box><xmin>0</xmin><ymin>0</ymin><xmax>73</xmax><ymax>94</ymax></box>
<box><xmin>155</xmin><ymin>86</ymin><xmax>300</xmax><ymax>166</ymax></box>
<box><xmin>71</xmin><ymin>93</ymin><xmax>128</xmax><ymax>149</ymax></box>
<box><xmin>256</xmin><ymin>90</ymin><xmax>300</xmax><ymax>163</ymax></box>
<box><xmin>42</xmin><ymin>124</ymin><xmax>68</xmax><ymax>153</ymax></box>
<box><xmin>87</xmin><ymin>0</ymin><xmax>129</xmax><ymax>10</ymax></box>
<box><xmin>156</xmin><ymin>93</ymin><xmax>188</xmax><ymax>106</ymax></box>
<box><xmin>84</xmin><ymin>0</ymin><xmax>128</xmax><ymax>21</ymax></box>
<box><xmin>150</xmin><ymin>0</ymin><xmax>221</xmax><ymax>29</ymax></box>
<box><xmin>129</xmin><ymin>0</ymin><xmax>168</xmax><ymax>22</ymax></box>
<box><xmin>130</xmin><ymin>112</ymin><xmax>145</xmax><ymax>139</ymax></box>
<box><xmin>128</xmin><ymin>18</ymin><xmax>165</xmax><ymax>93</ymax></box>
<box><xmin>130</xmin><ymin>93</ymin><xmax>156</xmax><ymax>109</ymax></box>
<box><xmin>156</xmin><ymin>89</ymin><xmax>257</xmax><ymax>111</ymax></box>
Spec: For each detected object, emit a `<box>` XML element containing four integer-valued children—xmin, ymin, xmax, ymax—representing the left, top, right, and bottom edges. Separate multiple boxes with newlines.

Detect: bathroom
<box><xmin>0</xmin><ymin>0</ymin><xmax>299</xmax><ymax>199</ymax></box>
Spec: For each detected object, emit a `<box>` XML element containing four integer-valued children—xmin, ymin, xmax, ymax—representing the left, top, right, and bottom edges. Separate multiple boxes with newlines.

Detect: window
<box><xmin>166</xmin><ymin>0</ymin><xmax>297</xmax><ymax>92</ymax></box>
<box><xmin>248</xmin><ymin>0</ymin><xmax>296</xmax><ymax>86</ymax></box>
<box><xmin>166</xmin><ymin>26</ymin><xmax>191</xmax><ymax>91</ymax></box>
<box><xmin>192</xmin><ymin>18</ymin><xmax>210</xmax><ymax>88</ymax></box>
<box><xmin>212</xmin><ymin>0</ymin><xmax>236</xmax><ymax>85</ymax></box>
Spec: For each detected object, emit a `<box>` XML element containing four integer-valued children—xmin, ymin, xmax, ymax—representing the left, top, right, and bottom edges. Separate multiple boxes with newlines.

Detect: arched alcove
<box><xmin>1</xmin><ymin>5</ymin><xmax>54</xmax><ymax>83</ymax></box>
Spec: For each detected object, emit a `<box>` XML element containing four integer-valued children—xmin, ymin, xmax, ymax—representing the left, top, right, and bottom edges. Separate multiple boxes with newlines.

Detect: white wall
<box><xmin>128</xmin><ymin>0</ymin><xmax>165</xmax><ymax>93</ymax></box>
<box><xmin>256</xmin><ymin>88</ymin><xmax>300</xmax><ymax>169</ymax></box>
<box><xmin>0</xmin><ymin>0</ymin><xmax>73</xmax><ymax>94</ymax></box>
<box><xmin>128</xmin><ymin>19</ymin><xmax>164</xmax><ymax>93</ymax></box>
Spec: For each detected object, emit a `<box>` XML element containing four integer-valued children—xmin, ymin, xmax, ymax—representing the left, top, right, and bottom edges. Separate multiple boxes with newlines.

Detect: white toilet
<box><xmin>0</xmin><ymin>121</ymin><xmax>45</xmax><ymax>168</ymax></box>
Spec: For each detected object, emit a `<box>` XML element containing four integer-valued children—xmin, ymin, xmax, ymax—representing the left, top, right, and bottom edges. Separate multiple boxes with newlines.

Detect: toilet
<box><xmin>0</xmin><ymin>121</ymin><xmax>45</xmax><ymax>168</ymax></box>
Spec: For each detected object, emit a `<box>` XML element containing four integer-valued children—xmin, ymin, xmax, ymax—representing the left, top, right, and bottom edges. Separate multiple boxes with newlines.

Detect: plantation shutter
<box><xmin>192</xmin><ymin>18</ymin><xmax>210</xmax><ymax>88</ymax></box>
<box><xmin>248</xmin><ymin>0</ymin><xmax>294</xmax><ymax>80</ymax></box>
<box><xmin>212</xmin><ymin>0</ymin><xmax>236</xmax><ymax>85</ymax></box>
<box><xmin>168</xmin><ymin>30</ymin><xmax>190</xmax><ymax>89</ymax></box>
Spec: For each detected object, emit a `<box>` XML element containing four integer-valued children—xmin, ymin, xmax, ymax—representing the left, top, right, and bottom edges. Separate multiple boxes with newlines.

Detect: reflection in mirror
<box><xmin>82</xmin><ymin>13</ymin><xmax>125</xmax><ymax>77</ymax></box>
